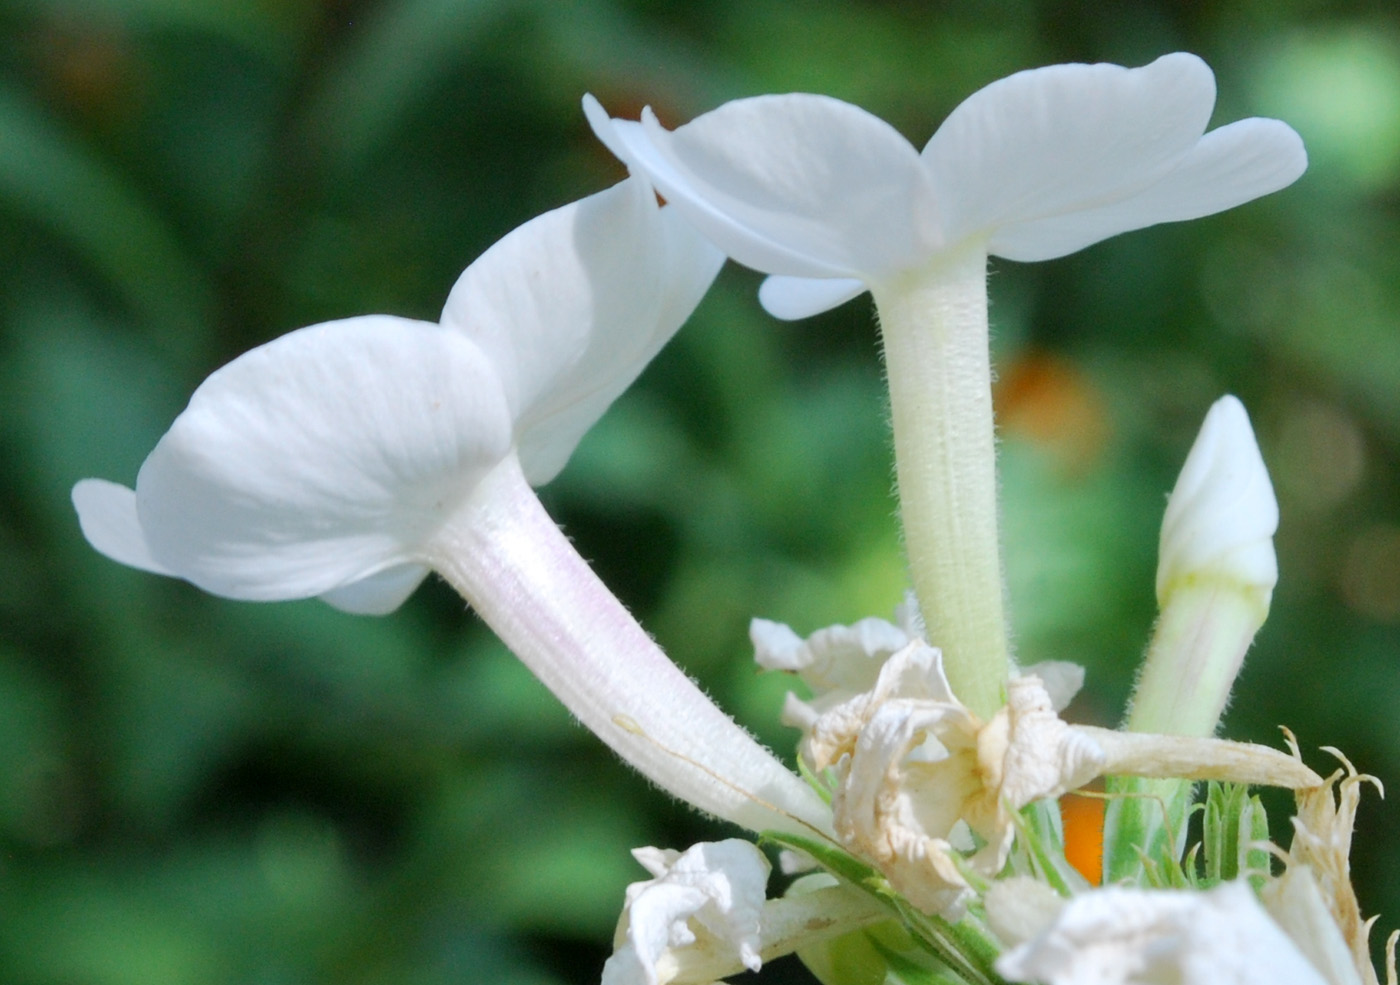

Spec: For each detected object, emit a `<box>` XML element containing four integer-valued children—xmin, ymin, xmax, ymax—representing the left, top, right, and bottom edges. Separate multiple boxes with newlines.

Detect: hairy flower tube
<box><xmin>71</xmin><ymin>177</ymin><xmax>833</xmax><ymax>839</ymax></box>
<box><xmin>586</xmin><ymin>53</ymin><xmax>1306</xmax><ymax>718</ymax></box>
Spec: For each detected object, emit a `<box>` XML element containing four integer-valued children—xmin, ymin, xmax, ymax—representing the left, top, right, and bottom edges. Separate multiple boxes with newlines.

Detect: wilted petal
<box><xmin>997</xmin><ymin>882</ymin><xmax>1329</xmax><ymax>985</ymax></box>
<box><xmin>926</xmin><ymin>53</ymin><xmax>1216</xmax><ymax>249</ymax></box>
<box><xmin>587</xmin><ymin>93</ymin><xmax>939</xmax><ymax>280</ymax></box>
<box><xmin>131</xmin><ymin>315</ymin><xmax>513</xmax><ymax>603</ymax></box>
<box><xmin>440</xmin><ymin>177</ymin><xmax>722</xmax><ymax>484</ymax></box>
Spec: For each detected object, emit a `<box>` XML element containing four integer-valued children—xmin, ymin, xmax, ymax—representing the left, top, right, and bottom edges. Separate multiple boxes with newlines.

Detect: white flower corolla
<box><xmin>1157</xmin><ymin>395</ymin><xmax>1279</xmax><ymax>609</ymax></box>
<box><xmin>602</xmin><ymin>843</ymin><xmax>889</xmax><ymax>985</ymax></box>
<box><xmin>71</xmin><ymin>179</ymin><xmax>833</xmax><ymax>840</ymax></box>
<box><xmin>603</xmin><ymin>840</ymin><xmax>770</xmax><ymax>985</ymax></box>
<box><xmin>997</xmin><ymin>882</ymin><xmax>1330</xmax><ymax>985</ymax></box>
<box><xmin>586</xmin><ymin>55</ymin><xmax>1306</xmax><ymax>722</ymax></box>
<box><xmin>802</xmin><ymin>642</ymin><xmax>1319</xmax><ymax>915</ymax></box>
<box><xmin>585</xmin><ymin>53</ymin><xmax>1305</xmax><ymax>319</ymax></box>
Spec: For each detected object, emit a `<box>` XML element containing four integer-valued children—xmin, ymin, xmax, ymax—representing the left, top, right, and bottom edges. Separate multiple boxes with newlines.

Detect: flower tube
<box><xmin>587</xmin><ymin>53</ymin><xmax>1305</xmax><ymax>717</ymax></box>
<box><xmin>72</xmin><ymin>177</ymin><xmax>832</xmax><ymax>839</ymax></box>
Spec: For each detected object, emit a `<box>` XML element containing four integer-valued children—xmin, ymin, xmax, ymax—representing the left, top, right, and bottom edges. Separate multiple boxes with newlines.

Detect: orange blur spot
<box><xmin>1060</xmin><ymin>792</ymin><xmax>1105</xmax><ymax>884</ymax></box>
<box><xmin>996</xmin><ymin>352</ymin><xmax>1110</xmax><ymax>472</ymax></box>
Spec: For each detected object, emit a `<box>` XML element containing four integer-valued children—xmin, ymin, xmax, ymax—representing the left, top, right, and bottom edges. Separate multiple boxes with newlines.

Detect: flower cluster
<box><xmin>75</xmin><ymin>52</ymin><xmax>1389</xmax><ymax>985</ymax></box>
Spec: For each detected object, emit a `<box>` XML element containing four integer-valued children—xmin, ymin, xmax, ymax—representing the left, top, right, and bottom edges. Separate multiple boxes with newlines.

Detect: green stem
<box><xmin>873</xmin><ymin>247</ymin><xmax>1009</xmax><ymax>718</ymax></box>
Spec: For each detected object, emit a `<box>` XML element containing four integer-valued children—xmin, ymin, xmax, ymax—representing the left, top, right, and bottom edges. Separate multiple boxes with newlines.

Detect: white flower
<box><xmin>602</xmin><ymin>842</ymin><xmax>889</xmax><ymax>985</ymax></box>
<box><xmin>603</xmin><ymin>840</ymin><xmax>770</xmax><ymax>985</ymax></box>
<box><xmin>588</xmin><ymin>54</ymin><xmax>1305</xmax><ymax>721</ymax></box>
<box><xmin>586</xmin><ymin>52</ymin><xmax>1305</xmax><ymax>320</ymax></box>
<box><xmin>71</xmin><ymin>178</ymin><xmax>833</xmax><ymax>840</ymax></box>
<box><xmin>996</xmin><ymin>882</ymin><xmax>1330</xmax><ymax>985</ymax></box>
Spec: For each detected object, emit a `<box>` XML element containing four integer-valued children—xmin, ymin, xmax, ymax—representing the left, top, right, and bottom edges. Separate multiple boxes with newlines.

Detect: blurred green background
<box><xmin>1</xmin><ymin>0</ymin><xmax>1398</xmax><ymax>982</ymax></box>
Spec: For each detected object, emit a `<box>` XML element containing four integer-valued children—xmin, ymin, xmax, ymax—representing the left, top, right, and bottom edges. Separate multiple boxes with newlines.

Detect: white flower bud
<box><xmin>1157</xmin><ymin>395</ymin><xmax>1279</xmax><ymax>608</ymax></box>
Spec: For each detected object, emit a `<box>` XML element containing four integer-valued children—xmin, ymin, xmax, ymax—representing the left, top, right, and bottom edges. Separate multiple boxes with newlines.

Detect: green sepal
<box><xmin>762</xmin><ymin>830</ymin><xmax>1009</xmax><ymax>985</ymax></box>
<box><xmin>760</xmin><ymin>830</ymin><xmax>888</xmax><ymax>893</ymax></box>
<box><xmin>1200</xmin><ymin>782</ymin><xmax>1272</xmax><ymax>888</ymax></box>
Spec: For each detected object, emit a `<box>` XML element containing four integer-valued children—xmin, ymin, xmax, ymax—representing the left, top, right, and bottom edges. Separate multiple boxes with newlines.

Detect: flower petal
<box><xmin>589</xmin><ymin>93</ymin><xmax>938</xmax><ymax>280</ymax></box>
<box><xmin>758</xmin><ymin>274</ymin><xmax>867</xmax><ymax>320</ymax></box>
<box><xmin>990</xmin><ymin>118</ymin><xmax>1307</xmax><ymax>261</ymax></box>
<box><xmin>439</xmin><ymin>176</ymin><xmax>722</xmax><ymax>484</ymax></box>
<box><xmin>926</xmin><ymin>53</ymin><xmax>1217</xmax><ymax>248</ymax></box>
<box><xmin>603</xmin><ymin>840</ymin><xmax>771</xmax><ymax>985</ymax></box>
<box><xmin>997</xmin><ymin>883</ymin><xmax>1329</xmax><ymax>985</ymax></box>
<box><xmin>318</xmin><ymin>563</ymin><xmax>431</xmax><ymax>615</ymax></box>
<box><xmin>134</xmin><ymin>315</ymin><xmax>513</xmax><ymax>602</ymax></box>
<box><xmin>72</xmin><ymin>478</ymin><xmax>171</xmax><ymax>575</ymax></box>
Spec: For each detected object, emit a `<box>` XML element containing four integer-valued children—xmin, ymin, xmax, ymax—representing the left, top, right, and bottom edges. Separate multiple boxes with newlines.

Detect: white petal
<box><xmin>318</xmin><ymin>564</ymin><xmax>431</xmax><ymax>615</ymax></box>
<box><xmin>926</xmin><ymin>53</ymin><xmax>1217</xmax><ymax>248</ymax></box>
<box><xmin>72</xmin><ymin>478</ymin><xmax>172</xmax><ymax>575</ymax></box>
<box><xmin>604</xmin><ymin>840</ymin><xmax>771</xmax><ymax>985</ymax></box>
<box><xmin>134</xmin><ymin>315</ymin><xmax>514</xmax><ymax>602</ymax></box>
<box><xmin>750</xmin><ymin>618</ymin><xmax>807</xmax><ymax>672</ymax></box>
<box><xmin>990</xmin><ymin>118</ymin><xmax>1307</xmax><ymax>261</ymax></box>
<box><xmin>440</xmin><ymin>177</ymin><xmax>722</xmax><ymax>485</ymax></box>
<box><xmin>1017</xmin><ymin>661</ymin><xmax>1085</xmax><ymax>712</ymax></box>
<box><xmin>758</xmin><ymin>275</ymin><xmax>867</xmax><ymax>320</ymax></box>
<box><xmin>1157</xmin><ymin>395</ymin><xmax>1278</xmax><ymax>603</ymax></box>
<box><xmin>591</xmin><ymin>94</ymin><xmax>939</xmax><ymax>280</ymax></box>
<box><xmin>997</xmin><ymin>883</ymin><xmax>1329</xmax><ymax>985</ymax></box>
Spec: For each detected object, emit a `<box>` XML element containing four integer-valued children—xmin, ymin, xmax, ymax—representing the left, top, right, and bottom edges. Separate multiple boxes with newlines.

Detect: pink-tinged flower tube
<box><xmin>587</xmin><ymin>54</ymin><xmax>1305</xmax><ymax>719</ymax></box>
<box><xmin>72</xmin><ymin>177</ymin><xmax>832</xmax><ymax>839</ymax></box>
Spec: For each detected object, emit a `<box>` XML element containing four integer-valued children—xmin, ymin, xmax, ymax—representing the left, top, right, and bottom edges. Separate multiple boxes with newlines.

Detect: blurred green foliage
<box><xmin>1</xmin><ymin>0</ymin><xmax>1398</xmax><ymax>982</ymax></box>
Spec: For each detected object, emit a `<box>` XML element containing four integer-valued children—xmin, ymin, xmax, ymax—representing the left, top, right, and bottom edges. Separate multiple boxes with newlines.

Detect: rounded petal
<box><xmin>589</xmin><ymin>94</ymin><xmax>939</xmax><ymax>280</ymax></box>
<box><xmin>926</xmin><ymin>53</ymin><xmax>1218</xmax><ymax>247</ymax></box>
<box><xmin>318</xmin><ymin>563</ymin><xmax>431</xmax><ymax>615</ymax></box>
<box><xmin>135</xmin><ymin>315</ymin><xmax>514</xmax><ymax>602</ymax></box>
<box><xmin>440</xmin><ymin>176</ymin><xmax>723</xmax><ymax>484</ymax></box>
<box><xmin>1157</xmin><ymin>395</ymin><xmax>1278</xmax><ymax>603</ymax></box>
<box><xmin>72</xmin><ymin>478</ymin><xmax>171</xmax><ymax>575</ymax></box>
<box><xmin>758</xmin><ymin>275</ymin><xmax>867</xmax><ymax>320</ymax></box>
<box><xmin>991</xmin><ymin>118</ymin><xmax>1307</xmax><ymax>261</ymax></box>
